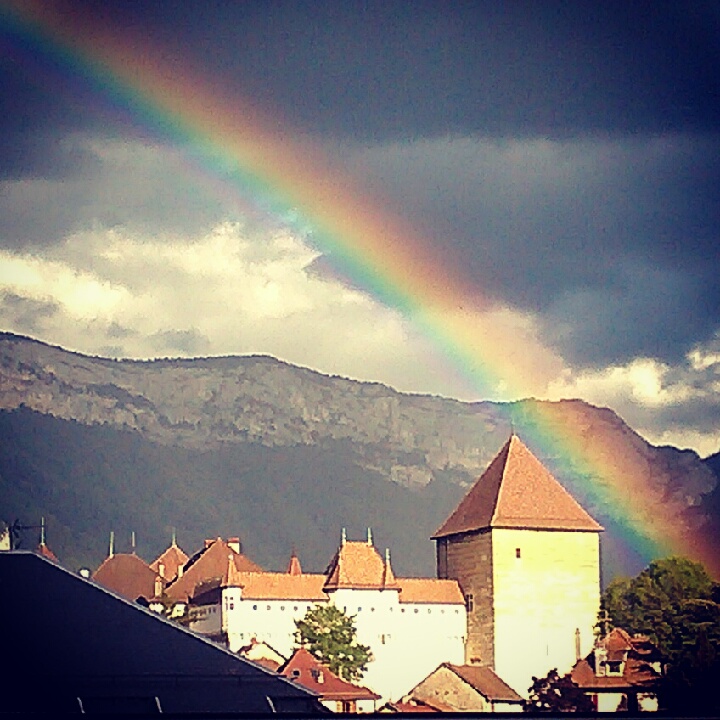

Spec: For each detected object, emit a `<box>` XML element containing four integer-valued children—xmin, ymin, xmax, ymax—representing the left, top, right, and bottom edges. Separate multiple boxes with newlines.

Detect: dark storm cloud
<box><xmin>58</xmin><ymin>0</ymin><xmax>720</xmax><ymax>141</ymax></box>
<box><xmin>0</xmin><ymin>0</ymin><xmax>718</xmax><ymax>374</ymax></box>
<box><xmin>2</xmin><ymin>0</ymin><xmax>718</xmax><ymax>162</ymax></box>
<box><xmin>343</xmin><ymin>134</ymin><xmax>720</xmax><ymax>367</ymax></box>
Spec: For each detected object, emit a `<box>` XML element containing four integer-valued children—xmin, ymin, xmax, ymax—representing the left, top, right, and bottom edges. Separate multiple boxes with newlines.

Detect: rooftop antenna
<box><xmin>40</xmin><ymin>516</ymin><xmax>46</xmax><ymax>546</ymax></box>
<box><xmin>367</xmin><ymin>527</ymin><xmax>373</xmax><ymax>546</ymax></box>
<box><xmin>341</xmin><ymin>527</ymin><xmax>347</xmax><ymax>545</ymax></box>
<box><xmin>131</xmin><ymin>530</ymin><xmax>136</xmax><ymax>554</ymax></box>
<box><xmin>171</xmin><ymin>527</ymin><xmax>177</xmax><ymax>546</ymax></box>
<box><xmin>109</xmin><ymin>530</ymin><xmax>115</xmax><ymax>558</ymax></box>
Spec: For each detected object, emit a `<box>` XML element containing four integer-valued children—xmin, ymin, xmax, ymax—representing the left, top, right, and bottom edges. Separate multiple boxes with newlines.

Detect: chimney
<box><xmin>367</xmin><ymin>527</ymin><xmax>373</xmax><ymax>546</ymax></box>
<box><xmin>177</xmin><ymin>564</ymin><xmax>184</xmax><ymax>578</ymax></box>
<box><xmin>228</xmin><ymin>537</ymin><xmax>242</xmax><ymax>554</ymax></box>
<box><xmin>154</xmin><ymin>575</ymin><xmax>163</xmax><ymax>598</ymax></box>
<box><xmin>158</xmin><ymin>562</ymin><xmax>165</xmax><ymax>579</ymax></box>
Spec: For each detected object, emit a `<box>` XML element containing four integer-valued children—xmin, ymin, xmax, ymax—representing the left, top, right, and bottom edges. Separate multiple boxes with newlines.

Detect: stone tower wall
<box><xmin>437</xmin><ymin>531</ymin><xmax>494</xmax><ymax>666</ymax></box>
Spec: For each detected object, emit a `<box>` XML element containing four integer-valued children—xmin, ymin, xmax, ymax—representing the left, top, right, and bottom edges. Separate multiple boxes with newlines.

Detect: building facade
<box><xmin>185</xmin><ymin>533</ymin><xmax>467</xmax><ymax>702</ymax></box>
<box><xmin>433</xmin><ymin>434</ymin><xmax>603</xmax><ymax>695</ymax></box>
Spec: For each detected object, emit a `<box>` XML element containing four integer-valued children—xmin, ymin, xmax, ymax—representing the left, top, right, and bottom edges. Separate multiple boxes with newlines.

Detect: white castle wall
<box><xmin>192</xmin><ymin>584</ymin><xmax>466</xmax><ymax>702</ymax></box>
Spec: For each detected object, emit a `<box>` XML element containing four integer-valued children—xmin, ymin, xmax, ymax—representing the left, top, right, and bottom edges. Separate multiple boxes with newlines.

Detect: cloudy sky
<box><xmin>1</xmin><ymin>0</ymin><xmax>718</xmax><ymax>456</ymax></box>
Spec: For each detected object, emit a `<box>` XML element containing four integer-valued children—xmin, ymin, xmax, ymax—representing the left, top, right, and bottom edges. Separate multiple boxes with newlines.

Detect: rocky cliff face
<box><xmin>1</xmin><ymin>332</ymin><xmax>717</xmax><ymax>578</ymax></box>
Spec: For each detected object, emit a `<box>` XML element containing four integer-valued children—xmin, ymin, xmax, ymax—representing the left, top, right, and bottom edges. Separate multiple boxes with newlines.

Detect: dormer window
<box><xmin>606</xmin><ymin>660</ymin><xmax>624</xmax><ymax>676</ymax></box>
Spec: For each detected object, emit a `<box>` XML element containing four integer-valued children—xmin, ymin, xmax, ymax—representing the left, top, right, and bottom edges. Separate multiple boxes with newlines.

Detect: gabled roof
<box><xmin>0</xmin><ymin>552</ymin><xmax>323</xmax><ymax>715</ymax></box>
<box><xmin>433</xmin><ymin>435</ymin><xmax>603</xmax><ymax>537</ymax></box>
<box><xmin>323</xmin><ymin>540</ymin><xmax>400</xmax><ymax>591</ymax></box>
<box><xmin>165</xmin><ymin>537</ymin><xmax>263</xmax><ymax>601</ymax></box>
<box><xmin>92</xmin><ymin>552</ymin><xmax>159</xmax><ymax>601</ymax></box>
<box><xmin>280</xmin><ymin>647</ymin><xmax>380</xmax><ymax>701</ymax></box>
<box><xmin>445</xmin><ymin>664</ymin><xmax>524</xmax><ymax>703</ymax></box>
<box><xmin>150</xmin><ymin>541</ymin><xmax>189</xmax><ymax>582</ymax></box>
<box><xmin>571</xmin><ymin>628</ymin><xmax>663</xmax><ymax>691</ymax></box>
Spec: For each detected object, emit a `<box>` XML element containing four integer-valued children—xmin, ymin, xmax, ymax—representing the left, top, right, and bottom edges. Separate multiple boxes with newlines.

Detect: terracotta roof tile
<box><xmin>280</xmin><ymin>647</ymin><xmax>380</xmax><ymax>701</ymax></box>
<box><xmin>233</xmin><ymin>572</ymin><xmax>327</xmax><ymax>601</ymax></box>
<box><xmin>434</xmin><ymin>435</ymin><xmax>603</xmax><ymax>537</ymax></box>
<box><xmin>570</xmin><ymin>628</ymin><xmax>662</xmax><ymax>690</ymax></box>
<box><xmin>324</xmin><ymin>541</ymin><xmax>400</xmax><ymax>590</ymax></box>
<box><xmin>36</xmin><ymin>543</ymin><xmax>58</xmax><ymax>562</ymax></box>
<box><xmin>150</xmin><ymin>542</ymin><xmax>189</xmax><ymax>582</ymax></box>
<box><xmin>446</xmin><ymin>664</ymin><xmax>524</xmax><ymax>702</ymax></box>
<box><xmin>165</xmin><ymin>538</ymin><xmax>263</xmax><ymax>601</ymax></box>
<box><xmin>92</xmin><ymin>553</ymin><xmax>159</xmax><ymax>601</ymax></box>
<box><xmin>397</xmin><ymin>578</ymin><xmax>465</xmax><ymax>604</ymax></box>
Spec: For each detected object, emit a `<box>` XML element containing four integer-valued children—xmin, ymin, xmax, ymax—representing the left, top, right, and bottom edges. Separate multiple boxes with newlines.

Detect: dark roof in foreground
<box><xmin>0</xmin><ymin>551</ymin><xmax>323</xmax><ymax>715</ymax></box>
<box><xmin>433</xmin><ymin>434</ymin><xmax>603</xmax><ymax>537</ymax></box>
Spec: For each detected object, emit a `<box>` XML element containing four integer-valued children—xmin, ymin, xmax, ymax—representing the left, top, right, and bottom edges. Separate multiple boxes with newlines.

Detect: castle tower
<box><xmin>433</xmin><ymin>435</ymin><xmax>602</xmax><ymax>695</ymax></box>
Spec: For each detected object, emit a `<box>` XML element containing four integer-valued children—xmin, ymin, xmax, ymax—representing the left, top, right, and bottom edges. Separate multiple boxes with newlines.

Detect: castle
<box><xmin>89</xmin><ymin>434</ymin><xmax>603</xmax><ymax>702</ymax></box>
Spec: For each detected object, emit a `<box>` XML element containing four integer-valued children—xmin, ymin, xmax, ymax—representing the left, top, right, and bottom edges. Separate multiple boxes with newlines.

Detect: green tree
<box><xmin>524</xmin><ymin>668</ymin><xmax>594</xmax><ymax>713</ymax></box>
<box><xmin>294</xmin><ymin>604</ymin><xmax>372</xmax><ymax>682</ymax></box>
<box><xmin>601</xmin><ymin>556</ymin><xmax>716</xmax><ymax>662</ymax></box>
<box><xmin>601</xmin><ymin>556</ymin><xmax>720</xmax><ymax>715</ymax></box>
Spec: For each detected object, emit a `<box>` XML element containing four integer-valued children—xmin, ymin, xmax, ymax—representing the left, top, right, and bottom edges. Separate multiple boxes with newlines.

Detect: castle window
<box><xmin>252</xmin><ymin>604</ymin><xmax>258</xmax><ymax>610</ymax></box>
<box><xmin>465</xmin><ymin>593</ymin><xmax>475</xmax><ymax>612</ymax></box>
<box><xmin>516</xmin><ymin>547</ymin><xmax>521</xmax><ymax>559</ymax></box>
<box><xmin>266</xmin><ymin>605</ymin><xmax>271</xmax><ymax>610</ymax></box>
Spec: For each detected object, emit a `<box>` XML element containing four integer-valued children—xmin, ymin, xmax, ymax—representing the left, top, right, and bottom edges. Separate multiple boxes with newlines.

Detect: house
<box><xmin>0</xmin><ymin>551</ymin><xmax>325</xmax><ymax>714</ymax></box>
<box><xmin>433</xmin><ymin>434</ymin><xmax>603</xmax><ymax>695</ymax></box>
<box><xmin>186</xmin><ymin>530</ymin><xmax>467</xmax><ymax>702</ymax></box>
<box><xmin>398</xmin><ymin>663</ymin><xmax>524</xmax><ymax>712</ymax></box>
<box><xmin>570</xmin><ymin>627</ymin><xmax>663</xmax><ymax>712</ymax></box>
<box><xmin>280</xmin><ymin>647</ymin><xmax>381</xmax><ymax>713</ymax></box>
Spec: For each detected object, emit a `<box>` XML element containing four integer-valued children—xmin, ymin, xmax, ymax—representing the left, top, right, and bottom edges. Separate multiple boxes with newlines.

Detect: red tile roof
<box><xmin>92</xmin><ymin>553</ymin><xmax>159</xmax><ymax>601</ymax></box>
<box><xmin>324</xmin><ymin>541</ymin><xmax>400</xmax><ymax>590</ymax></box>
<box><xmin>433</xmin><ymin>435</ymin><xmax>603</xmax><ymax>537</ymax></box>
<box><xmin>228</xmin><ymin>571</ymin><xmax>327</xmax><ymax>601</ymax></box>
<box><xmin>280</xmin><ymin>647</ymin><xmax>380</xmax><ymax>701</ymax></box>
<box><xmin>150</xmin><ymin>542</ymin><xmax>189</xmax><ymax>582</ymax></box>
<box><xmin>397</xmin><ymin>578</ymin><xmax>465</xmax><ymax>604</ymax></box>
<box><xmin>36</xmin><ymin>542</ymin><xmax>58</xmax><ymax>562</ymax></box>
<box><xmin>446</xmin><ymin>664</ymin><xmax>524</xmax><ymax>703</ymax></box>
<box><xmin>570</xmin><ymin>628</ymin><xmax>662</xmax><ymax>690</ymax></box>
<box><xmin>165</xmin><ymin>538</ymin><xmax>263</xmax><ymax>601</ymax></box>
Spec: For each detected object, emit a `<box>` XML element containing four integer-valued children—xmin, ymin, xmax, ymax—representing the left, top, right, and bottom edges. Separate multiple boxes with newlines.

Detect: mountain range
<box><xmin>1</xmin><ymin>332</ymin><xmax>718</xmax><ymax>582</ymax></box>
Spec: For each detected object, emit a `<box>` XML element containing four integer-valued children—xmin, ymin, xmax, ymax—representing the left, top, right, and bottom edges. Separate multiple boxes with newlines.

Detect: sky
<box><xmin>0</xmin><ymin>0</ymin><xmax>718</xmax><ymax>457</ymax></box>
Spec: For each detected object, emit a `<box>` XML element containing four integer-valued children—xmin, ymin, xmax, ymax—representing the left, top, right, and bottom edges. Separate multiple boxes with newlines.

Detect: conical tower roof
<box><xmin>433</xmin><ymin>435</ymin><xmax>603</xmax><ymax>538</ymax></box>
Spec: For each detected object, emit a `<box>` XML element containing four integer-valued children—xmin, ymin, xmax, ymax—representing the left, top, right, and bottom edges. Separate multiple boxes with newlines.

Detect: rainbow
<box><xmin>2</xmin><ymin>0</ymin><xmax>717</xmax><ymax>578</ymax></box>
